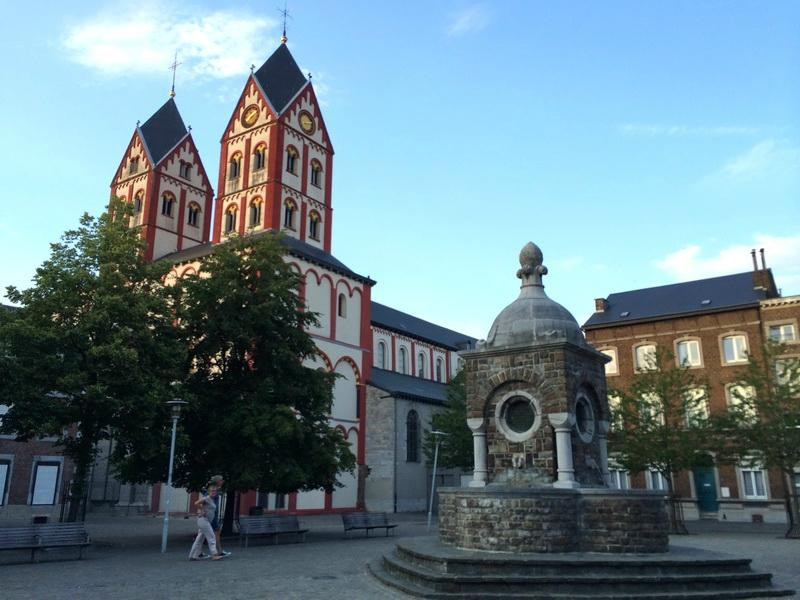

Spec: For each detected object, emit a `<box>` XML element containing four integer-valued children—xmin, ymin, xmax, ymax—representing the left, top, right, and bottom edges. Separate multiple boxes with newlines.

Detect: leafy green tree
<box><xmin>145</xmin><ymin>231</ymin><xmax>353</xmax><ymax>533</ymax></box>
<box><xmin>0</xmin><ymin>198</ymin><xmax>183</xmax><ymax>521</ymax></box>
<box><xmin>608</xmin><ymin>348</ymin><xmax>712</xmax><ymax>533</ymax></box>
<box><xmin>423</xmin><ymin>371</ymin><xmax>473</xmax><ymax>470</ymax></box>
<box><xmin>710</xmin><ymin>340</ymin><xmax>800</xmax><ymax>538</ymax></box>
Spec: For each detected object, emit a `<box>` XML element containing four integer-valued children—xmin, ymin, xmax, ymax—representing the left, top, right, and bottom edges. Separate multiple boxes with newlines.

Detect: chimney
<box><xmin>759</xmin><ymin>248</ymin><xmax>766</xmax><ymax>270</ymax></box>
<box><xmin>751</xmin><ymin>249</ymin><xmax>758</xmax><ymax>272</ymax></box>
<box><xmin>594</xmin><ymin>298</ymin><xmax>608</xmax><ymax>313</ymax></box>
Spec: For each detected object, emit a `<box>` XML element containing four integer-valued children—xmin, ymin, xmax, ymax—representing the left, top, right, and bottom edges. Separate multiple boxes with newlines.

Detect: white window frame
<box><xmin>29</xmin><ymin>458</ymin><xmax>62</xmax><ymax>506</ymax></box>
<box><xmin>726</xmin><ymin>384</ymin><xmax>757</xmax><ymax>421</ymax></box>
<box><xmin>0</xmin><ymin>455</ymin><xmax>12</xmax><ymax>506</ymax></box>
<box><xmin>608</xmin><ymin>467</ymin><xmax>629</xmax><ymax>490</ymax></box>
<box><xmin>767</xmin><ymin>321</ymin><xmax>797</xmax><ymax>344</ymax></box>
<box><xmin>647</xmin><ymin>469</ymin><xmax>669</xmax><ymax>491</ymax></box>
<box><xmin>417</xmin><ymin>352</ymin><xmax>426</xmax><ymax>378</ymax></box>
<box><xmin>676</xmin><ymin>339</ymin><xmax>702</xmax><ymax>368</ymax></box>
<box><xmin>739</xmin><ymin>463</ymin><xmax>768</xmax><ymax>500</ymax></box>
<box><xmin>376</xmin><ymin>341</ymin><xmax>387</xmax><ymax>370</ymax></box>
<box><xmin>398</xmin><ymin>346</ymin><xmax>408</xmax><ymax>375</ymax></box>
<box><xmin>721</xmin><ymin>334</ymin><xmax>748</xmax><ymax>365</ymax></box>
<box><xmin>634</xmin><ymin>343</ymin><xmax>657</xmax><ymax>371</ymax></box>
<box><xmin>600</xmin><ymin>348</ymin><xmax>618</xmax><ymax>376</ymax></box>
<box><xmin>684</xmin><ymin>386</ymin><xmax>709</xmax><ymax>426</ymax></box>
<box><xmin>0</xmin><ymin>404</ymin><xmax>14</xmax><ymax>439</ymax></box>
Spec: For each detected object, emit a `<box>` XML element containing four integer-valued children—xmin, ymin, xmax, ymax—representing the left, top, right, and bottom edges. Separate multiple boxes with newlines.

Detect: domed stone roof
<box><xmin>483</xmin><ymin>242</ymin><xmax>587</xmax><ymax>349</ymax></box>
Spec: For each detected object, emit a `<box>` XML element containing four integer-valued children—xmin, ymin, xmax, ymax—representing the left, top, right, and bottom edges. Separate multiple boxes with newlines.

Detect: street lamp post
<box><xmin>161</xmin><ymin>398</ymin><xmax>187</xmax><ymax>554</ymax></box>
<box><xmin>427</xmin><ymin>430</ymin><xmax>448</xmax><ymax>532</ymax></box>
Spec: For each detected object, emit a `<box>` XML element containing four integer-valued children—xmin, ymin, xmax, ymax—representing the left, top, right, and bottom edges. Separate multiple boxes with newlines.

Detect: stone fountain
<box><xmin>369</xmin><ymin>243</ymin><xmax>794</xmax><ymax>599</ymax></box>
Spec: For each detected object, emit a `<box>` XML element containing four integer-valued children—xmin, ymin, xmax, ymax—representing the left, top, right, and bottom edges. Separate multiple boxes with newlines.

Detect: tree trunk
<box><xmin>221</xmin><ymin>489</ymin><xmax>237</xmax><ymax>536</ymax></box>
<box><xmin>66</xmin><ymin>442</ymin><xmax>93</xmax><ymax>522</ymax></box>
<box><xmin>666</xmin><ymin>472</ymin><xmax>689</xmax><ymax>535</ymax></box>
<box><xmin>781</xmin><ymin>471</ymin><xmax>800</xmax><ymax>539</ymax></box>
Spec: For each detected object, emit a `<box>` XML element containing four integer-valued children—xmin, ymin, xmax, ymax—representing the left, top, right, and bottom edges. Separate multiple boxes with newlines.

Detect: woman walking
<box><xmin>189</xmin><ymin>485</ymin><xmax>223</xmax><ymax>561</ymax></box>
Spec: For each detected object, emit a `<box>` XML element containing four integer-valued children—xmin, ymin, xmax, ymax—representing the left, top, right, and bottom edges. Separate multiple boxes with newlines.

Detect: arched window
<box><xmin>160</xmin><ymin>192</ymin><xmax>175</xmax><ymax>217</ymax></box>
<box><xmin>224</xmin><ymin>205</ymin><xmax>237</xmax><ymax>233</ymax></box>
<box><xmin>187</xmin><ymin>202</ymin><xmax>201</xmax><ymax>227</ymax></box>
<box><xmin>133</xmin><ymin>190</ymin><xmax>144</xmax><ymax>213</ymax></box>
<box><xmin>229</xmin><ymin>154</ymin><xmax>241</xmax><ymax>180</ymax></box>
<box><xmin>310</xmin><ymin>159</ymin><xmax>323</xmax><ymax>187</ymax></box>
<box><xmin>417</xmin><ymin>352</ymin><xmax>425</xmax><ymax>378</ymax></box>
<box><xmin>337</xmin><ymin>293</ymin><xmax>347</xmax><ymax>318</ymax></box>
<box><xmin>286</xmin><ymin>146</ymin><xmax>298</xmax><ymax>174</ymax></box>
<box><xmin>252</xmin><ymin>143</ymin><xmax>267</xmax><ymax>171</ymax></box>
<box><xmin>283</xmin><ymin>199</ymin><xmax>296</xmax><ymax>229</ymax></box>
<box><xmin>308</xmin><ymin>211</ymin><xmax>321</xmax><ymax>240</ymax></box>
<box><xmin>377</xmin><ymin>341</ymin><xmax>386</xmax><ymax>369</ymax></box>
<box><xmin>399</xmin><ymin>347</ymin><xmax>408</xmax><ymax>374</ymax></box>
<box><xmin>406</xmin><ymin>410</ymin><xmax>419</xmax><ymax>462</ymax></box>
<box><xmin>179</xmin><ymin>161</ymin><xmax>192</xmax><ymax>179</ymax></box>
<box><xmin>435</xmin><ymin>358</ymin><xmax>443</xmax><ymax>382</ymax></box>
<box><xmin>128</xmin><ymin>157</ymin><xmax>139</xmax><ymax>174</ymax></box>
<box><xmin>249</xmin><ymin>199</ymin><xmax>262</xmax><ymax>227</ymax></box>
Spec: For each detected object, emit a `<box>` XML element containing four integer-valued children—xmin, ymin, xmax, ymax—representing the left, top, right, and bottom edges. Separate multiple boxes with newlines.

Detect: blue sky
<box><xmin>1</xmin><ymin>1</ymin><xmax>798</xmax><ymax>338</ymax></box>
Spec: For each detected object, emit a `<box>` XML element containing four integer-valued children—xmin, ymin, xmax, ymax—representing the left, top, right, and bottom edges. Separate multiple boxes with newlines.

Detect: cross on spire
<box><xmin>168</xmin><ymin>50</ymin><xmax>182</xmax><ymax>98</ymax></box>
<box><xmin>278</xmin><ymin>2</ymin><xmax>291</xmax><ymax>43</ymax></box>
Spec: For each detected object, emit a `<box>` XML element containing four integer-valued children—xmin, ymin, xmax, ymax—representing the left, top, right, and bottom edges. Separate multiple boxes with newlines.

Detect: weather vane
<box><xmin>278</xmin><ymin>2</ymin><xmax>291</xmax><ymax>43</ymax></box>
<box><xmin>168</xmin><ymin>50</ymin><xmax>182</xmax><ymax>98</ymax></box>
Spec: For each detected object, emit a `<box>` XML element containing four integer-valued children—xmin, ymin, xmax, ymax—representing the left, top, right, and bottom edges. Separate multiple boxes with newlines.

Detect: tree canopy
<box><xmin>0</xmin><ymin>198</ymin><xmax>183</xmax><ymax>520</ymax></box>
<box><xmin>423</xmin><ymin>371</ymin><xmax>473</xmax><ymax>471</ymax></box>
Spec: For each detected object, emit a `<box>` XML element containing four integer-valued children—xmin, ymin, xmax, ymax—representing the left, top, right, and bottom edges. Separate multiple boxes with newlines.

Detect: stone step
<box><xmin>368</xmin><ymin>559</ymin><xmax>795</xmax><ymax>600</ymax></box>
<box><xmin>396</xmin><ymin>543</ymin><xmax>754</xmax><ymax>577</ymax></box>
<box><xmin>382</xmin><ymin>551</ymin><xmax>779</xmax><ymax>596</ymax></box>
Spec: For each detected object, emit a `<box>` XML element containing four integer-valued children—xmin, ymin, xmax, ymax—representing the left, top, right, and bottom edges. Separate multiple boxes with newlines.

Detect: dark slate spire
<box><xmin>254</xmin><ymin>44</ymin><xmax>308</xmax><ymax>115</ymax></box>
<box><xmin>138</xmin><ymin>98</ymin><xmax>188</xmax><ymax>165</ymax></box>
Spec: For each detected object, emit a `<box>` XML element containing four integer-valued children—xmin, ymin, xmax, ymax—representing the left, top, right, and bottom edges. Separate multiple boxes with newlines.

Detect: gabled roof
<box><xmin>368</xmin><ymin>368</ymin><xmax>449</xmax><ymax>405</ymax></box>
<box><xmin>138</xmin><ymin>98</ymin><xmax>188</xmax><ymax>165</ymax></box>
<box><xmin>254</xmin><ymin>44</ymin><xmax>308</xmax><ymax>115</ymax></box>
<box><xmin>583</xmin><ymin>271</ymin><xmax>775</xmax><ymax>329</ymax></box>
<box><xmin>371</xmin><ymin>302</ymin><xmax>477</xmax><ymax>351</ymax></box>
<box><xmin>160</xmin><ymin>233</ymin><xmax>374</xmax><ymax>285</ymax></box>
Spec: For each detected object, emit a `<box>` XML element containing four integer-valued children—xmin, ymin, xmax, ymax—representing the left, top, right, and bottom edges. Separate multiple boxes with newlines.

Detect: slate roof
<box><xmin>254</xmin><ymin>44</ymin><xmax>308</xmax><ymax>114</ymax></box>
<box><xmin>368</xmin><ymin>368</ymin><xmax>449</xmax><ymax>405</ymax></box>
<box><xmin>139</xmin><ymin>98</ymin><xmax>188</xmax><ymax>165</ymax></box>
<box><xmin>160</xmin><ymin>233</ymin><xmax>374</xmax><ymax>285</ymax></box>
<box><xmin>583</xmin><ymin>271</ymin><xmax>773</xmax><ymax>329</ymax></box>
<box><xmin>371</xmin><ymin>302</ymin><xmax>477</xmax><ymax>351</ymax></box>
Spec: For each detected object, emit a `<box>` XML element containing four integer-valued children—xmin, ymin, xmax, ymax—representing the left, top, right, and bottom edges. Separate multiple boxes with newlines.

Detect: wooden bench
<box><xmin>0</xmin><ymin>523</ymin><xmax>91</xmax><ymax>563</ymax></box>
<box><xmin>238</xmin><ymin>515</ymin><xmax>308</xmax><ymax>548</ymax></box>
<box><xmin>342</xmin><ymin>512</ymin><xmax>397</xmax><ymax>538</ymax></box>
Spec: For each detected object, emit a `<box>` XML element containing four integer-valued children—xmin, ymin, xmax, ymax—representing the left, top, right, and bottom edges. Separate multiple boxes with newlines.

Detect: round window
<box><xmin>495</xmin><ymin>392</ymin><xmax>541</xmax><ymax>442</ymax></box>
<box><xmin>505</xmin><ymin>396</ymin><xmax>536</xmax><ymax>433</ymax></box>
<box><xmin>575</xmin><ymin>394</ymin><xmax>595</xmax><ymax>443</ymax></box>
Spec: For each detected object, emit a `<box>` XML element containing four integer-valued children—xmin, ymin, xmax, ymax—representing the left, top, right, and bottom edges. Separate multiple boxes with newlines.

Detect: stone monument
<box><xmin>369</xmin><ymin>242</ymin><xmax>794</xmax><ymax>599</ymax></box>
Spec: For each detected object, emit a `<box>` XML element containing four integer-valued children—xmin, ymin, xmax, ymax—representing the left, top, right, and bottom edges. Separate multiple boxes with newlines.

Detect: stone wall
<box><xmin>438</xmin><ymin>487</ymin><xmax>668</xmax><ymax>554</ymax></box>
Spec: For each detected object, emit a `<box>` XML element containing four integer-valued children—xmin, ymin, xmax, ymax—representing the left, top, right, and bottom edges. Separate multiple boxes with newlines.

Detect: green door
<box><xmin>693</xmin><ymin>467</ymin><xmax>718</xmax><ymax>513</ymax></box>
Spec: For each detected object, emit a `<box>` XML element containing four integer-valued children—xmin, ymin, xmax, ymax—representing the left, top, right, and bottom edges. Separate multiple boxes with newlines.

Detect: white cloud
<box><xmin>720</xmin><ymin>139</ymin><xmax>800</xmax><ymax>178</ymax></box>
<box><xmin>618</xmin><ymin>124</ymin><xmax>760</xmax><ymax>137</ymax></box>
<box><xmin>445</xmin><ymin>5</ymin><xmax>490</xmax><ymax>37</ymax></box>
<box><xmin>62</xmin><ymin>5</ymin><xmax>278</xmax><ymax>82</ymax></box>
<box><xmin>656</xmin><ymin>235</ymin><xmax>800</xmax><ymax>293</ymax></box>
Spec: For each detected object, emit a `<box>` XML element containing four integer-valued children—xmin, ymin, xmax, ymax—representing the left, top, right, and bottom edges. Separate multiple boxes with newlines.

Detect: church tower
<box><xmin>111</xmin><ymin>98</ymin><xmax>214</xmax><ymax>262</ymax></box>
<box><xmin>213</xmin><ymin>41</ymin><xmax>333</xmax><ymax>252</ymax></box>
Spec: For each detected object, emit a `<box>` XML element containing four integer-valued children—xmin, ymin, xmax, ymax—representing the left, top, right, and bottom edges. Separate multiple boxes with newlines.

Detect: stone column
<box><xmin>597</xmin><ymin>420</ymin><xmax>612</xmax><ymax>486</ymax></box>
<box><xmin>549</xmin><ymin>412</ymin><xmax>580</xmax><ymax>489</ymax></box>
<box><xmin>466</xmin><ymin>418</ymin><xmax>488</xmax><ymax>487</ymax></box>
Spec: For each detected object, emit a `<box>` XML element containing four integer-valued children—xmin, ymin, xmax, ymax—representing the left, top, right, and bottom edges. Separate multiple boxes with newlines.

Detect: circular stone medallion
<box><xmin>495</xmin><ymin>391</ymin><xmax>541</xmax><ymax>442</ymax></box>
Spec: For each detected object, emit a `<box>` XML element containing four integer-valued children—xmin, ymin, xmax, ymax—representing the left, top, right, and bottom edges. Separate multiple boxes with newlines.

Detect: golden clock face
<box><xmin>242</xmin><ymin>105</ymin><xmax>259</xmax><ymax>127</ymax></box>
<box><xmin>299</xmin><ymin>111</ymin><xmax>315</xmax><ymax>134</ymax></box>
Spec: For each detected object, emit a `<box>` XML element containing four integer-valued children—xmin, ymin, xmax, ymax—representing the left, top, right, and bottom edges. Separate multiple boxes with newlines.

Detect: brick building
<box><xmin>583</xmin><ymin>258</ymin><xmax>800</xmax><ymax>523</ymax></box>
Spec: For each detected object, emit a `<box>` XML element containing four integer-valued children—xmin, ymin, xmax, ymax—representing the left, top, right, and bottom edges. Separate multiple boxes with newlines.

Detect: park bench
<box><xmin>238</xmin><ymin>515</ymin><xmax>308</xmax><ymax>548</ymax></box>
<box><xmin>0</xmin><ymin>523</ymin><xmax>91</xmax><ymax>563</ymax></box>
<box><xmin>341</xmin><ymin>512</ymin><xmax>397</xmax><ymax>538</ymax></box>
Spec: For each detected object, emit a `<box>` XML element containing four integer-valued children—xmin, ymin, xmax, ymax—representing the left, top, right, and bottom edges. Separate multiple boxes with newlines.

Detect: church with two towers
<box><xmin>108</xmin><ymin>39</ymin><xmax>476</xmax><ymax>516</ymax></box>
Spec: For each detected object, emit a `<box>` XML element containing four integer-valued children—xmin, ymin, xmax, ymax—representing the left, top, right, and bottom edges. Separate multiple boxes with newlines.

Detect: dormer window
<box><xmin>187</xmin><ymin>202</ymin><xmax>200</xmax><ymax>227</ymax></box>
<box><xmin>128</xmin><ymin>157</ymin><xmax>139</xmax><ymax>175</ymax></box>
<box><xmin>179</xmin><ymin>161</ymin><xmax>192</xmax><ymax>180</ymax></box>
<box><xmin>283</xmin><ymin>199</ymin><xmax>296</xmax><ymax>229</ymax></box>
<box><xmin>224</xmin><ymin>205</ymin><xmax>237</xmax><ymax>234</ymax></box>
<box><xmin>253</xmin><ymin>144</ymin><xmax>267</xmax><ymax>171</ymax></box>
<box><xmin>249</xmin><ymin>199</ymin><xmax>263</xmax><ymax>227</ymax></box>
<box><xmin>161</xmin><ymin>192</ymin><xmax>175</xmax><ymax>217</ymax></box>
<box><xmin>310</xmin><ymin>159</ymin><xmax>322</xmax><ymax>187</ymax></box>
<box><xmin>286</xmin><ymin>146</ymin><xmax>298</xmax><ymax>174</ymax></box>
<box><xmin>308</xmin><ymin>211</ymin><xmax>321</xmax><ymax>240</ymax></box>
